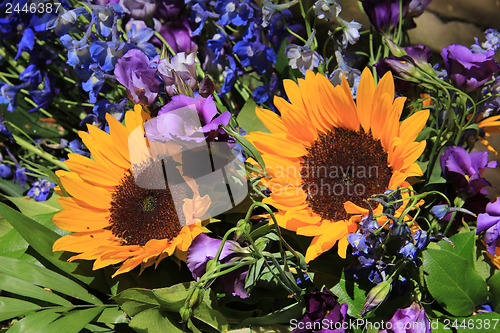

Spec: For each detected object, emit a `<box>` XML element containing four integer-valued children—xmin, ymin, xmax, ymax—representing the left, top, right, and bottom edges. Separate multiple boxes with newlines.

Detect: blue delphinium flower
<box><xmin>0</xmin><ymin>164</ymin><xmax>12</xmax><ymax>178</ymax></box>
<box><xmin>68</xmin><ymin>139</ymin><xmax>90</xmax><ymax>157</ymax></box>
<box><xmin>15</xmin><ymin>28</ymin><xmax>35</xmax><ymax>60</ymax></box>
<box><xmin>29</xmin><ymin>76</ymin><xmax>55</xmax><ymax>112</ymax></box>
<box><xmin>0</xmin><ymin>83</ymin><xmax>19</xmax><ymax>112</ymax></box>
<box><xmin>14</xmin><ymin>166</ymin><xmax>29</xmax><ymax>187</ymax></box>
<box><xmin>190</xmin><ymin>1</ymin><xmax>219</xmax><ymax>35</ymax></box>
<box><xmin>215</xmin><ymin>0</ymin><xmax>254</xmax><ymax>27</ymax></box>
<box><xmin>27</xmin><ymin>178</ymin><xmax>55</xmax><ymax>201</ymax></box>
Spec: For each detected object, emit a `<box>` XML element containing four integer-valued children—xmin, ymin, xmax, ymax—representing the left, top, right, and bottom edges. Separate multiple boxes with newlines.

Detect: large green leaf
<box><xmin>423</xmin><ymin>249</ymin><xmax>487</xmax><ymax>316</ymax></box>
<box><xmin>487</xmin><ymin>273</ymin><xmax>500</xmax><ymax>312</ymax></box>
<box><xmin>436</xmin><ymin>231</ymin><xmax>476</xmax><ymax>266</ymax></box>
<box><xmin>331</xmin><ymin>271</ymin><xmax>366</xmax><ymax>318</ymax></box>
<box><xmin>5</xmin><ymin>194</ymin><xmax>62</xmax><ymax>218</ymax></box>
<box><xmin>0</xmin><ymin>297</ymin><xmax>41</xmax><ymax>322</ymax></box>
<box><xmin>0</xmin><ymin>217</ymin><xmax>28</xmax><ymax>258</ymax></box>
<box><xmin>37</xmin><ymin>307</ymin><xmax>104</xmax><ymax>333</ymax></box>
<box><xmin>0</xmin><ymin>273</ymin><xmax>72</xmax><ymax>306</ymax></box>
<box><xmin>236</xmin><ymin>99</ymin><xmax>270</xmax><ymax>134</ymax></box>
<box><xmin>5</xmin><ymin>309</ymin><xmax>62</xmax><ymax>333</ymax></box>
<box><xmin>0</xmin><ymin>256</ymin><xmax>101</xmax><ymax>305</ymax></box>
<box><xmin>129</xmin><ymin>308</ymin><xmax>183</xmax><ymax>333</ymax></box>
<box><xmin>0</xmin><ymin>202</ymin><xmax>95</xmax><ymax>285</ymax></box>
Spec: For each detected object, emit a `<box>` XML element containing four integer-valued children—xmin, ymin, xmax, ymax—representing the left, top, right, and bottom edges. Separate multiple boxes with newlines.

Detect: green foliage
<box><xmin>114</xmin><ymin>282</ymin><xmax>229</xmax><ymax>333</ymax></box>
<box><xmin>423</xmin><ymin>232</ymin><xmax>488</xmax><ymax>316</ymax></box>
<box><xmin>236</xmin><ymin>99</ymin><xmax>270</xmax><ymax>134</ymax></box>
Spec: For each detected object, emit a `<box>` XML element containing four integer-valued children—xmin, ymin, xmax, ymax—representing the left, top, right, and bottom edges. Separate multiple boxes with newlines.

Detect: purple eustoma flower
<box><xmin>440</xmin><ymin>146</ymin><xmax>497</xmax><ymax>198</ymax></box>
<box><xmin>187</xmin><ymin>233</ymin><xmax>249</xmax><ymax>298</ymax></box>
<box><xmin>155</xmin><ymin>18</ymin><xmax>197</xmax><ymax>54</ymax></box>
<box><xmin>292</xmin><ymin>287</ymin><xmax>348</xmax><ymax>333</ymax></box>
<box><xmin>380</xmin><ymin>302</ymin><xmax>431</xmax><ymax>333</ymax></box>
<box><xmin>360</xmin><ymin>0</ymin><xmax>411</xmax><ymax>32</ymax></box>
<box><xmin>114</xmin><ymin>49</ymin><xmax>160</xmax><ymax>105</ymax></box>
<box><xmin>477</xmin><ymin>198</ymin><xmax>500</xmax><ymax>255</ymax></box>
<box><xmin>441</xmin><ymin>44</ymin><xmax>500</xmax><ymax>92</ymax></box>
<box><xmin>144</xmin><ymin>95</ymin><xmax>230</xmax><ymax>143</ymax></box>
<box><xmin>157</xmin><ymin>52</ymin><xmax>198</xmax><ymax>96</ymax></box>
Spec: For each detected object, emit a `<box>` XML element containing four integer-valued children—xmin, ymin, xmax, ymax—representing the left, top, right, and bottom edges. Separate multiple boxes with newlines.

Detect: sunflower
<box><xmin>477</xmin><ymin>115</ymin><xmax>500</xmax><ymax>155</ymax></box>
<box><xmin>246</xmin><ymin>68</ymin><xmax>429</xmax><ymax>262</ymax></box>
<box><xmin>52</xmin><ymin>105</ymin><xmax>210</xmax><ymax>277</ymax></box>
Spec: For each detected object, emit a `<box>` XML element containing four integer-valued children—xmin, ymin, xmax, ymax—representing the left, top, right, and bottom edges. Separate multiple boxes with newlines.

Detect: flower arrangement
<box><xmin>1</xmin><ymin>0</ymin><xmax>500</xmax><ymax>332</ymax></box>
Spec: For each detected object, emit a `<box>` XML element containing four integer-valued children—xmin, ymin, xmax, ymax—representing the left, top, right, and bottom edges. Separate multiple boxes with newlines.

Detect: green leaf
<box><xmin>423</xmin><ymin>249</ymin><xmax>487</xmax><ymax>316</ymax></box>
<box><xmin>238</xmin><ymin>302</ymin><xmax>302</xmax><ymax>328</ymax></box>
<box><xmin>0</xmin><ymin>256</ymin><xmax>101</xmax><ymax>305</ymax></box>
<box><xmin>0</xmin><ymin>178</ymin><xmax>24</xmax><ymax>197</ymax></box>
<box><xmin>5</xmin><ymin>194</ymin><xmax>62</xmax><ymax>218</ymax></box>
<box><xmin>129</xmin><ymin>308</ymin><xmax>183</xmax><ymax>333</ymax></box>
<box><xmin>236</xmin><ymin>99</ymin><xmax>269</xmax><ymax>134</ymax></box>
<box><xmin>95</xmin><ymin>306</ymin><xmax>128</xmax><ymax>324</ymax></box>
<box><xmin>437</xmin><ymin>231</ymin><xmax>476</xmax><ymax>266</ymax></box>
<box><xmin>487</xmin><ymin>273</ymin><xmax>500</xmax><ymax>312</ymax></box>
<box><xmin>0</xmin><ymin>217</ymin><xmax>28</xmax><ymax>258</ymax></box>
<box><xmin>0</xmin><ymin>273</ymin><xmax>72</xmax><ymax>306</ymax></box>
<box><xmin>331</xmin><ymin>271</ymin><xmax>366</xmax><ymax>318</ymax></box>
<box><xmin>6</xmin><ymin>309</ymin><xmax>62</xmax><ymax>333</ymax></box>
<box><xmin>191</xmin><ymin>302</ymin><xmax>229</xmax><ymax>333</ymax></box>
<box><xmin>0</xmin><ymin>202</ymin><xmax>95</xmax><ymax>285</ymax></box>
<box><xmin>0</xmin><ymin>297</ymin><xmax>41</xmax><ymax>322</ymax></box>
<box><xmin>245</xmin><ymin>257</ymin><xmax>265</xmax><ymax>289</ymax></box>
<box><xmin>37</xmin><ymin>307</ymin><xmax>104</xmax><ymax>333</ymax></box>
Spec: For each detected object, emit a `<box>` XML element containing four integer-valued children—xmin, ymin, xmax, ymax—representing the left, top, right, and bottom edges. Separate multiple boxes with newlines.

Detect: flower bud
<box><xmin>188</xmin><ymin>287</ymin><xmax>204</xmax><ymax>309</ymax></box>
<box><xmin>360</xmin><ymin>279</ymin><xmax>392</xmax><ymax>316</ymax></box>
<box><xmin>199</xmin><ymin>76</ymin><xmax>215</xmax><ymax>98</ymax></box>
<box><xmin>179</xmin><ymin>306</ymin><xmax>191</xmax><ymax>323</ymax></box>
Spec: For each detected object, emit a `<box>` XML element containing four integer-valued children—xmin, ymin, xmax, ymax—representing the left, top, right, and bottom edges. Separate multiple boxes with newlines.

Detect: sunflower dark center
<box><xmin>109</xmin><ymin>163</ymin><xmax>191</xmax><ymax>246</ymax></box>
<box><xmin>300</xmin><ymin>127</ymin><xmax>392</xmax><ymax>221</ymax></box>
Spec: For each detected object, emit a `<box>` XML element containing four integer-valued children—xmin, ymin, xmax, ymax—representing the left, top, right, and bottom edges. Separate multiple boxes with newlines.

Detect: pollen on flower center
<box><xmin>300</xmin><ymin>127</ymin><xmax>393</xmax><ymax>221</ymax></box>
<box><xmin>109</xmin><ymin>163</ymin><xmax>192</xmax><ymax>246</ymax></box>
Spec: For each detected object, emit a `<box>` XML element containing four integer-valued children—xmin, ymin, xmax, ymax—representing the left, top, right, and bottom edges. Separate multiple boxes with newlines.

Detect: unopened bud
<box><xmin>179</xmin><ymin>306</ymin><xmax>192</xmax><ymax>323</ymax></box>
<box><xmin>360</xmin><ymin>279</ymin><xmax>392</xmax><ymax>316</ymax></box>
<box><xmin>384</xmin><ymin>37</ymin><xmax>407</xmax><ymax>57</ymax></box>
<box><xmin>199</xmin><ymin>76</ymin><xmax>215</xmax><ymax>97</ymax></box>
<box><xmin>206</xmin><ymin>259</ymin><xmax>217</xmax><ymax>274</ymax></box>
<box><xmin>188</xmin><ymin>288</ymin><xmax>204</xmax><ymax>309</ymax></box>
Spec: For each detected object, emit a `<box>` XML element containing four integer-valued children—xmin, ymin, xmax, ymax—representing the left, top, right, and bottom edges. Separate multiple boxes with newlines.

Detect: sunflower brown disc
<box><xmin>109</xmin><ymin>161</ymin><xmax>191</xmax><ymax>246</ymax></box>
<box><xmin>300</xmin><ymin>127</ymin><xmax>393</xmax><ymax>221</ymax></box>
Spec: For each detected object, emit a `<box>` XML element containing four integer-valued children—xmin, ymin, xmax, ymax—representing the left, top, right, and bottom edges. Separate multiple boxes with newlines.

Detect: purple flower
<box><xmin>215</xmin><ymin>0</ymin><xmax>254</xmax><ymax>27</ymax></box>
<box><xmin>187</xmin><ymin>233</ymin><xmax>249</xmax><ymax>298</ymax></box>
<box><xmin>292</xmin><ymin>287</ymin><xmax>348</xmax><ymax>333</ymax></box>
<box><xmin>441</xmin><ymin>44</ymin><xmax>500</xmax><ymax>92</ymax></box>
<box><xmin>157</xmin><ymin>52</ymin><xmax>198</xmax><ymax>96</ymax></box>
<box><xmin>27</xmin><ymin>178</ymin><xmax>55</xmax><ymax>201</ymax></box>
<box><xmin>440</xmin><ymin>146</ymin><xmax>497</xmax><ymax>197</ymax></box>
<box><xmin>144</xmin><ymin>95</ymin><xmax>230</xmax><ymax>143</ymax></box>
<box><xmin>376</xmin><ymin>44</ymin><xmax>432</xmax><ymax>94</ymax></box>
<box><xmin>155</xmin><ymin>18</ymin><xmax>197</xmax><ymax>54</ymax></box>
<box><xmin>119</xmin><ymin>0</ymin><xmax>156</xmax><ymax>19</ymax></box>
<box><xmin>360</xmin><ymin>0</ymin><xmax>411</xmax><ymax>32</ymax></box>
<box><xmin>477</xmin><ymin>198</ymin><xmax>500</xmax><ymax>255</ymax></box>
<box><xmin>14</xmin><ymin>166</ymin><xmax>29</xmax><ymax>187</ymax></box>
<box><xmin>380</xmin><ymin>302</ymin><xmax>431</xmax><ymax>333</ymax></box>
<box><xmin>407</xmin><ymin>0</ymin><xmax>432</xmax><ymax>18</ymax></box>
<box><xmin>114</xmin><ymin>49</ymin><xmax>160</xmax><ymax>105</ymax></box>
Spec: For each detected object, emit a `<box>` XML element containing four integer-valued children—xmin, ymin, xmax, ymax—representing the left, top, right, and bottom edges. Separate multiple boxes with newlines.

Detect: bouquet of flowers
<box><xmin>1</xmin><ymin>0</ymin><xmax>500</xmax><ymax>332</ymax></box>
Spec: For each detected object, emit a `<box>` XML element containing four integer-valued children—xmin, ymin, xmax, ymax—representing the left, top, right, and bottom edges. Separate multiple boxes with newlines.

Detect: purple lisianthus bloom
<box><xmin>360</xmin><ymin>0</ymin><xmax>412</xmax><ymax>32</ymax></box>
<box><xmin>157</xmin><ymin>52</ymin><xmax>198</xmax><ymax>96</ymax></box>
<box><xmin>441</xmin><ymin>44</ymin><xmax>500</xmax><ymax>92</ymax></box>
<box><xmin>119</xmin><ymin>0</ymin><xmax>156</xmax><ymax>19</ymax></box>
<box><xmin>380</xmin><ymin>302</ymin><xmax>431</xmax><ymax>333</ymax></box>
<box><xmin>187</xmin><ymin>233</ymin><xmax>249</xmax><ymax>298</ymax></box>
<box><xmin>114</xmin><ymin>49</ymin><xmax>160</xmax><ymax>105</ymax></box>
<box><xmin>144</xmin><ymin>95</ymin><xmax>230</xmax><ymax>143</ymax></box>
<box><xmin>155</xmin><ymin>18</ymin><xmax>197</xmax><ymax>54</ymax></box>
<box><xmin>376</xmin><ymin>44</ymin><xmax>432</xmax><ymax>94</ymax></box>
<box><xmin>407</xmin><ymin>0</ymin><xmax>432</xmax><ymax>18</ymax></box>
<box><xmin>477</xmin><ymin>198</ymin><xmax>500</xmax><ymax>255</ymax></box>
<box><xmin>292</xmin><ymin>287</ymin><xmax>348</xmax><ymax>333</ymax></box>
<box><xmin>440</xmin><ymin>146</ymin><xmax>497</xmax><ymax>198</ymax></box>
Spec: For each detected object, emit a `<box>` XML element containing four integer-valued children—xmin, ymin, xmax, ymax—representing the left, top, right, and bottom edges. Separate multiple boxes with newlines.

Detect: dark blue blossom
<box><xmin>233</xmin><ymin>39</ymin><xmax>276</xmax><ymax>74</ymax></box>
<box><xmin>82</xmin><ymin>98</ymin><xmax>127</xmax><ymax>128</ymax></box>
<box><xmin>190</xmin><ymin>1</ymin><xmax>219</xmax><ymax>35</ymax></box>
<box><xmin>68</xmin><ymin>139</ymin><xmax>90</xmax><ymax>157</ymax></box>
<box><xmin>126</xmin><ymin>25</ymin><xmax>156</xmax><ymax>57</ymax></box>
<box><xmin>14</xmin><ymin>166</ymin><xmax>29</xmax><ymax>187</ymax></box>
<box><xmin>0</xmin><ymin>164</ymin><xmax>11</xmax><ymax>178</ymax></box>
<box><xmin>47</xmin><ymin>8</ymin><xmax>89</xmax><ymax>36</ymax></box>
<box><xmin>15</xmin><ymin>28</ymin><xmax>35</xmax><ymax>60</ymax></box>
<box><xmin>220</xmin><ymin>56</ymin><xmax>238</xmax><ymax>95</ymax></box>
<box><xmin>215</xmin><ymin>0</ymin><xmax>254</xmax><ymax>27</ymax></box>
<box><xmin>27</xmin><ymin>178</ymin><xmax>55</xmax><ymax>201</ymax></box>
<box><xmin>19</xmin><ymin>64</ymin><xmax>43</xmax><ymax>87</ymax></box>
<box><xmin>29</xmin><ymin>76</ymin><xmax>55</xmax><ymax>112</ymax></box>
<box><xmin>82</xmin><ymin>72</ymin><xmax>105</xmax><ymax>104</ymax></box>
